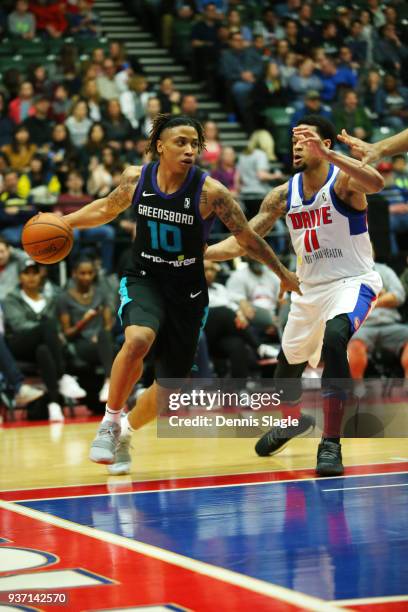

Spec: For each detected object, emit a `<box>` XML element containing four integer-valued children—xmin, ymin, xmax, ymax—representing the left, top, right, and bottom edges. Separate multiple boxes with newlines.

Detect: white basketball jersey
<box><xmin>286</xmin><ymin>164</ymin><xmax>375</xmax><ymax>285</ymax></box>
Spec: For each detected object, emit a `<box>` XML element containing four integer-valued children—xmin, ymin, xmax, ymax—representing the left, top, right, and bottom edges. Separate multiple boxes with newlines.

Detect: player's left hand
<box><xmin>279</xmin><ymin>269</ymin><xmax>302</xmax><ymax>296</ymax></box>
<box><xmin>292</xmin><ymin>126</ymin><xmax>329</xmax><ymax>159</ymax></box>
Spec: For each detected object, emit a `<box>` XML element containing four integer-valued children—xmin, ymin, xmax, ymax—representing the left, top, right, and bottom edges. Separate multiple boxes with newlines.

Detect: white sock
<box><xmin>102</xmin><ymin>405</ymin><xmax>122</xmax><ymax>424</ymax></box>
<box><xmin>120</xmin><ymin>413</ymin><xmax>134</xmax><ymax>438</ymax></box>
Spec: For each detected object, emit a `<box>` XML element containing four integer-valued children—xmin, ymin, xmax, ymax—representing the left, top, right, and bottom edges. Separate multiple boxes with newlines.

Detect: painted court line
<box><xmin>333</xmin><ymin>595</ymin><xmax>408</xmax><ymax>606</ymax></box>
<box><xmin>1</xmin><ymin>459</ymin><xmax>407</xmax><ymax>494</ymax></box>
<box><xmin>323</xmin><ymin>483</ymin><xmax>408</xmax><ymax>492</ymax></box>
<box><xmin>10</xmin><ymin>470</ymin><xmax>408</xmax><ymax>503</ymax></box>
<box><xmin>0</xmin><ymin>500</ymin><xmax>348</xmax><ymax>612</ymax></box>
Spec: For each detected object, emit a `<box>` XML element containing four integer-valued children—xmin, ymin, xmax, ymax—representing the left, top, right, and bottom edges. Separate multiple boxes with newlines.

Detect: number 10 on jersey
<box><xmin>147</xmin><ymin>221</ymin><xmax>182</xmax><ymax>252</ymax></box>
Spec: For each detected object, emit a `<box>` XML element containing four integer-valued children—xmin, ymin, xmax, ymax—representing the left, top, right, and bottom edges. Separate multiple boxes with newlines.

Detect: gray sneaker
<box><xmin>89</xmin><ymin>421</ymin><xmax>120</xmax><ymax>464</ymax></box>
<box><xmin>107</xmin><ymin>436</ymin><xmax>132</xmax><ymax>475</ymax></box>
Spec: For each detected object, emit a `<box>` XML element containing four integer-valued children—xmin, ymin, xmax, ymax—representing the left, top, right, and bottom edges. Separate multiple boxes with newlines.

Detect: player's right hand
<box><xmin>279</xmin><ymin>270</ymin><xmax>302</xmax><ymax>297</ymax></box>
<box><xmin>337</xmin><ymin>129</ymin><xmax>377</xmax><ymax>166</ymax></box>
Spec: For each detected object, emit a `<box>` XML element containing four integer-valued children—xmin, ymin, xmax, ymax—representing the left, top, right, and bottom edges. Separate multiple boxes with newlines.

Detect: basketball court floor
<box><xmin>1</xmin><ymin>417</ymin><xmax>407</xmax><ymax>611</ymax></box>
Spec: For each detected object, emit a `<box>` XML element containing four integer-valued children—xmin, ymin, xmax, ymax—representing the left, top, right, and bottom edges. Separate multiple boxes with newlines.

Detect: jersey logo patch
<box><xmin>184</xmin><ymin>197</ymin><xmax>191</xmax><ymax>208</ymax></box>
<box><xmin>190</xmin><ymin>290</ymin><xmax>202</xmax><ymax>299</ymax></box>
<box><xmin>142</xmin><ymin>191</ymin><xmax>156</xmax><ymax>197</ymax></box>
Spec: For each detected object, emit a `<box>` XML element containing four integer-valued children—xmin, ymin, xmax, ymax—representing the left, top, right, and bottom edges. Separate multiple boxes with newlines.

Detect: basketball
<box><xmin>22</xmin><ymin>213</ymin><xmax>74</xmax><ymax>264</ymax></box>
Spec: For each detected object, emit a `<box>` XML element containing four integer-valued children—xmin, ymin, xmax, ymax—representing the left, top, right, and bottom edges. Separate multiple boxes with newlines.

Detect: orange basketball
<box><xmin>22</xmin><ymin>213</ymin><xmax>74</xmax><ymax>264</ymax></box>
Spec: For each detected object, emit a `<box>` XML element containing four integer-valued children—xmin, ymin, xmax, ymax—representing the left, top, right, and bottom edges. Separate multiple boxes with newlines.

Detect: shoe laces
<box><xmin>319</xmin><ymin>441</ymin><xmax>340</xmax><ymax>460</ymax></box>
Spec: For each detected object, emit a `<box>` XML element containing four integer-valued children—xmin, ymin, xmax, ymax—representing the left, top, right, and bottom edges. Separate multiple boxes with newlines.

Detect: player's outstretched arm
<box><xmin>337</xmin><ymin>128</ymin><xmax>408</xmax><ymax>166</ymax></box>
<box><xmin>206</xmin><ymin>179</ymin><xmax>300</xmax><ymax>294</ymax></box>
<box><xmin>64</xmin><ymin>166</ymin><xmax>141</xmax><ymax>229</ymax></box>
<box><xmin>205</xmin><ymin>183</ymin><xmax>288</xmax><ymax>261</ymax></box>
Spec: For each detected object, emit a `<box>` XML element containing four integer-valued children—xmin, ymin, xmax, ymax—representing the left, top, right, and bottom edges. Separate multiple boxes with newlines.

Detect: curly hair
<box><xmin>146</xmin><ymin>113</ymin><xmax>206</xmax><ymax>157</ymax></box>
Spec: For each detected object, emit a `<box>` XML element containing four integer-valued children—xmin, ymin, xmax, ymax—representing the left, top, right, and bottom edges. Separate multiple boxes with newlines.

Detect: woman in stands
<box><xmin>58</xmin><ymin>257</ymin><xmax>115</xmax><ymax>404</ymax></box>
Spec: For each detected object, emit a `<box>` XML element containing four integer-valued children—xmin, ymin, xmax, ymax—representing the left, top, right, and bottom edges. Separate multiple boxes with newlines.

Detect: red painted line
<box><xmin>0</xmin><ymin>508</ymin><xmax>306</xmax><ymax>612</ymax></box>
<box><xmin>2</xmin><ymin>462</ymin><xmax>408</xmax><ymax>502</ymax></box>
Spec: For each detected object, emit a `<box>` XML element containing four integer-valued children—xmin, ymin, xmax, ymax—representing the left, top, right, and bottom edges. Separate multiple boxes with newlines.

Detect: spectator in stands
<box><xmin>296</xmin><ymin>3</ymin><xmax>317</xmax><ymax>49</ymax></box>
<box><xmin>69</xmin><ymin>0</ymin><xmax>100</xmax><ymax>37</ymax></box>
<box><xmin>65</xmin><ymin>99</ymin><xmax>92</xmax><ymax>148</ymax></box>
<box><xmin>0</xmin><ymin>237</ymin><xmax>27</xmax><ymax>301</ymax></box>
<box><xmin>2</xmin><ymin>125</ymin><xmax>37</xmax><ymax>173</ymax></box>
<box><xmin>0</xmin><ymin>303</ymin><xmax>45</xmax><ymax>407</ymax></box>
<box><xmin>392</xmin><ymin>155</ymin><xmax>408</xmax><ymax>189</ymax></box>
<box><xmin>204</xmin><ymin>261</ymin><xmax>277</xmax><ymax>380</ymax></box>
<box><xmin>87</xmin><ymin>145</ymin><xmax>120</xmax><ymax>198</ymax></box>
<box><xmin>291</xmin><ymin>90</ymin><xmax>332</xmax><ymax>129</ymax></box>
<box><xmin>3</xmin><ymin>258</ymin><xmax>86</xmax><ymax>421</ymax></box>
<box><xmin>284</xmin><ymin>18</ymin><xmax>305</xmax><ymax>54</ymax></box>
<box><xmin>319</xmin><ymin>21</ymin><xmax>341</xmax><ymax>57</ymax></box>
<box><xmin>88</xmin><ymin>47</ymin><xmax>106</xmax><ymax>78</ymax></box>
<box><xmin>56</xmin><ymin>169</ymin><xmax>115</xmax><ymax>273</ymax></box>
<box><xmin>8</xmin><ymin>81</ymin><xmax>35</xmax><ymax>125</ymax></box>
<box><xmin>109</xmin><ymin>40</ymin><xmax>128</xmax><ymax>72</ymax></box>
<box><xmin>81</xmin><ymin>78</ymin><xmax>102</xmax><ymax>122</ymax></box>
<box><xmin>50</xmin><ymin>84</ymin><xmax>71</xmax><ymax>123</ymax></box>
<box><xmin>180</xmin><ymin>94</ymin><xmax>207</xmax><ymax>122</ymax></box>
<box><xmin>348</xmin><ymin>259</ymin><xmax>408</xmax><ymax>383</ymax></box>
<box><xmin>382</xmin><ymin>74</ymin><xmax>408</xmax><ymax>131</ymax></box>
<box><xmin>252</xmin><ymin>62</ymin><xmax>289</xmax><ymax>124</ymax></box>
<box><xmin>8</xmin><ymin>0</ymin><xmax>36</xmax><ymax>39</ymax></box>
<box><xmin>0</xmin><ymin>170</ymin><xmax>35</xmax><ymax>245</ymax></box>
<box><xmin>220</xmin><ymin>31</ymin><xmax>264</xmax><ymax>126</ymax></box>
<box><xmin>377</xmin><ymin>161</ymin><xmax>408</xmax><ymax>255</ymax></box>
<box><xmin>344</xmin><ymin>20</ymin><xmax>368</xmax><ymax>64</ymax></box>
<box><xmin>27</xmin><ymin>64</ymin><xmax>53</xmax><ymax>98</ymax></box>
<box><xmin>58</xmin><ymin>256</ymin><xmax>114</xmax><ymax>403</ymax></box>
<box><xmin>367</xmin><ymin>0</ymin><xmax>386</xmax><ymax>29</ymax></box>
<box><xmin>156</xmin><ymin>76</ymin><xmax>181</xmax><ymax>115</ymax></box>
<box><xmin>276</xmin><ymin>48</ymin><xmax>297</xmax><ymax>88</ymax></box>
<box><xmin>17</xmin><ymin>154</ymin><xmax>61</xmax><ymax>203</ymax></box>
<box><xmin>0</xmin><ymin>153</ymin><xmax>9</xmax><ymax>193</ymax></box>
<box><xmin>226</xmin><ymin>258</ymin><xmax>281</xmax><ymax>341</ymax></box>
<box><xmin>59</xmin><ymin>42</ymin><xmax>82</xmax><ymax>96</ymax></box>
<box><xmin>96</xmin><ymin>58</ymin><xmax>121</xmax><ymax>101</ymax></box>
<box><xmin>360</xmin><ymin>70</ymin><xmax>385</xmax><ymax>120</ymax></box>
<box><xmin>29</xmin><ymin>0</ymin><xmax>68</xmax><ymax>38</ymax></box>
<box><xmin>359</xmin><ymin>9</ymin><xmax>375</xmax><ymax>64</ymax></box>
<box><xmin>288</xmin><ymin>58</ymin><xmax>322</xmax><ymax>107</ymax></box>
<box><xmin>0</xmin><ymin>93</ymin><xmax>14</xmax><ymax>148</ymax></box>
<box><xmin>120</xmin><ymin>75</ymin><xmax>152</xmax><ymax>130</ymax></box>
<box><xmin>23</xmin><ymin>96</ymin><xmax>53</xmax><ymax>149</ymax></box>
<box><xmin>237</xmin><ymin>131</ymin><xmax>281</xmax><ymax>220</ymax></box>
<box><xmin>258</xmin><ymin>7</ymin><xmax>283</xmax><ymax>47</ymax></box>
<box><xmin>226</xmin><ymin>8</ymin><xmax>252</xmax><ymax>43</ymax></box>
<box><xmin>333</xmin><ymin>90</ymin><xmax>372</xmax><ymax>143</ymax></box>
<box><xmin>191</xmin><ymin>2</ymin><xmax>222</xmax><ymax>85</ymax></box>
<box><xmin>374</xmin><ymin>24</ymin><xmax>408</xmax><ymax>79</ymax></box>
<box><xmin>78</xmin><ymin>122</ymin><xmax>106</xmax><ymax>170</ymax></box>
<box><xmin>200</xmin><ymin>120</ymin><xmax>222</xmax><ymax>169</ymax></box>
<box><xmin>48</xmin><ymin>123</ymin><xmax>77</xmax><ymax>187</ymax></box>
<box><xmin>316</xmin><ymin>55</ymin><xmax>357</xmax><ymax>103</ymax></box>
<box><xmin>102</xmin><ymin>99</ymin><xmax>134</xmax><ymax>151</ymax></box>
<box><xmin>138</xmin><ymin>96</ymin><xmax>161</xmax><ymax>139</ymax></box>
<box><xmin>195</xmin><ymin>0</ymin><xmax>227</xmax><ymax>16</ymax></box>
<box><xmin>211</xmin><ymin>146</ymin><xmax>240</xmax><ymax>198</ymax></box>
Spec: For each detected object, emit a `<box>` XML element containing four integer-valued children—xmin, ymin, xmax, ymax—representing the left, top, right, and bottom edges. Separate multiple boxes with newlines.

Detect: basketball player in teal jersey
<box><xmin>64</xmin><ymin>114</ymin><xmax>300</xmax><ymax>474</ymax></box>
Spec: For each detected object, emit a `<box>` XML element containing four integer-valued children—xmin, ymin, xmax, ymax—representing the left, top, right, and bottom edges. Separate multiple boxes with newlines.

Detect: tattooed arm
<box><xmin>64</xmin><ymin>166</ymin><xmax>141</xmax><ymax>229</ymax></box>
<box><xmin>205</xmin><ymin>182</ymin><xmax>288</xmax><ymax>261</ymax></box>
<box><xmin>204</xmin><ymin>179</ymin><xmax>300</xmax><ymax>293</ymax></box>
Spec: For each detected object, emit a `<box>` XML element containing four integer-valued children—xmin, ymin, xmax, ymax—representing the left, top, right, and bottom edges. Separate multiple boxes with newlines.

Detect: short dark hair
<box><xmin>146</xmin><ymin>113</ymin><xmax>205</xmax><ymax>156</ymax></box>
<box><xmin>295</xmin><ymin>114</ymin><xmax>337</xmax><ymax>149</ymax></box>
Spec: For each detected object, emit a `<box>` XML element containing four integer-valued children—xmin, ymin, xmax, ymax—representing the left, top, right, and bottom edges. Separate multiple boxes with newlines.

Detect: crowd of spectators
<box><xmin>0</xmin><ymin>0</ymin><xmax>407</xmax><ymax>419</ymax></box>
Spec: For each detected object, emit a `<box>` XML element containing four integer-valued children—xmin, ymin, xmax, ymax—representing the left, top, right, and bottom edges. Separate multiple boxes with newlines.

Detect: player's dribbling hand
<box><xmin>336</xmin><ymin>129</ymin><xmax>376</xmax><ymax>166</ymax></box>
<box><xmin>279</xmin><ymin>270</ymin><xmax>302</xmax><ymax>297</ymax></box>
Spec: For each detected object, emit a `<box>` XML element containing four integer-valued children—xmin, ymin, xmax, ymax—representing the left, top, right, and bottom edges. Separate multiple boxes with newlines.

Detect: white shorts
<box><xmin>282</xmin><ymin>271</ymin><xmax>382</xmax><ymax>368</ymax></box>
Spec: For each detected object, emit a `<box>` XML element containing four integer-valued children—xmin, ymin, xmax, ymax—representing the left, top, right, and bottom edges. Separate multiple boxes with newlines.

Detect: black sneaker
<box><xmin>255</xmin><ymin>413</ymin><xmax>315</xmax><ymax>457</ymax></box>
<box><xmin>316</xmin><ymin>440</ymin><xmax>344</xmax><ymax>476</ymax></box>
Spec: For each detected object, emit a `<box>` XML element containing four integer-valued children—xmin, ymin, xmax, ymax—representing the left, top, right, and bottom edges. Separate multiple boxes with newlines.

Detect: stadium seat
<box><xmin>261</xmin><ymin>106</ymin><xmax>295</xmax><ymax>156</ymax></box>
<box><xmin>14</xmin><ymin>38</ymin><xmax>47</xmax><ymax>57</ymax></box>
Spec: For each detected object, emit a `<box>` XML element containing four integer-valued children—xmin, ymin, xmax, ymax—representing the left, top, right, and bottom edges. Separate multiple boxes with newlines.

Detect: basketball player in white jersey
<box><xmin>206</xmin><ymin>115</ymin><xmax>385</xmax><ymax>476</ymax></box>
